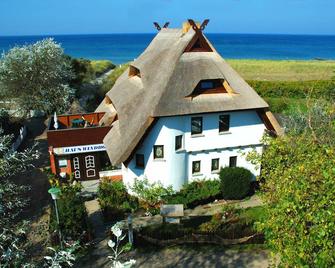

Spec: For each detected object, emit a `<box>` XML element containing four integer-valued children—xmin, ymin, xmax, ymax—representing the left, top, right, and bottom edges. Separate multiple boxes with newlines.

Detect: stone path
<box><xmin>85</xmin><ymin>199</ymin><xmax>109</xmax><ymax>241</ymax></box>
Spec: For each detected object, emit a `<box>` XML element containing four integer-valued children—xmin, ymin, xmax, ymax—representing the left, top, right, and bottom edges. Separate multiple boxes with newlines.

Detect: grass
<box><xmin>90</xmin><ymin>60</ymin><xmax>115</xmax><ymax>76</ymax></box>
<box><xmin>227</xmin><ymin>59</ymin><xmax>335</xmax><ymax>81</ymax></box>
<box><xmin>237</xmin><ymin>206</ymin><xmax>268</xmax><ymax>225</ymax></box>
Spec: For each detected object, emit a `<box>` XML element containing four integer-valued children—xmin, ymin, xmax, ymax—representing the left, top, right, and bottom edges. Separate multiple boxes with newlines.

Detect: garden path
<box><xmin>77</xmin><ymin>243</ymin><xmax>270</xmax><ymax>268</ymax></box>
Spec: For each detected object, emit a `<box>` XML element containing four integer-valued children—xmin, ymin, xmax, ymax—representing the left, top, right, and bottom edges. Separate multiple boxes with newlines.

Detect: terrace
<box><xmin>47</xmin><ymin>112</ymin><xmax>112</xmax><ymax>148</ymax></box>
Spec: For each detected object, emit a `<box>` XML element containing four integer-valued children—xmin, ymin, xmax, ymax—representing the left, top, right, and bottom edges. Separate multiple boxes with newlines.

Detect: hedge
<box><xmin>248</xmin><ymin>80</ymin><xmax>335</xmax><ymax>100</ymax></box>
<box><xmin>165</xmin><ymin>179</ymin><xmax>222</xmax><ymax>209</ymax></box>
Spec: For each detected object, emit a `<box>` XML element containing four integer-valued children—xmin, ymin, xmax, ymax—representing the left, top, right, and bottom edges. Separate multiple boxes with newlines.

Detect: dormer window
<box><xmin>129</xmin><ymin>65</ymin><xmax>141</xmax><ymax>78</ymax></box>
<box><xmin>187</xmin><ymin>79</ymin><xmax>233</xmax><ymax>98</ymax></box>
<box><xmin>200</xmin><ymin>81</ymin><xmax>215</xmax><ymax>90</ymax></box>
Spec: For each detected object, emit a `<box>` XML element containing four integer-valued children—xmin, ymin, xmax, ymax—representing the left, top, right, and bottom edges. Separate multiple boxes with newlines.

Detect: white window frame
<box><xmin>73</xmin><ymin>157</ymin><xmax>80</xmax><ymax>170</ymax></box>
<box><xmin>85</xmin><ymin>155</ymin><xmax>95</xmax><ymax>168</ymax></box>
<box><xmin>74</xmin><ymin>170</ymin><xmax>81</xmax><ymax>179</ymax></box>
<box><xmin>86</xmin><ymin>169</ymin><xmax>96</xmax><ymax>178</ymax></box>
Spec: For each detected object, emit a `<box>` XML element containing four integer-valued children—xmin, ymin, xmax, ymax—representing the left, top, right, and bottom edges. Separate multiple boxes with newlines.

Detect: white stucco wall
<box><xmin>122</xmin><ymin>110</ymin><xmax>266</xmax><ymax>191</ymax></box>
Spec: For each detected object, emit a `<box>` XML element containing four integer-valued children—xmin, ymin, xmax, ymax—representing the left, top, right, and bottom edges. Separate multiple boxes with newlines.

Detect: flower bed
<box><xmin>134</xmin><ymin>206</ymin><xmax>265</xmax><ymax>247</ymax></box>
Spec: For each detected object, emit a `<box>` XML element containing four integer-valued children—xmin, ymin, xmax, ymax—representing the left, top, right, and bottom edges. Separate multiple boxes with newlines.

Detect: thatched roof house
<box><xmin>96</xmin><ymin>20</ymin><xmax>282</xmax><ymax>166</ymax></box>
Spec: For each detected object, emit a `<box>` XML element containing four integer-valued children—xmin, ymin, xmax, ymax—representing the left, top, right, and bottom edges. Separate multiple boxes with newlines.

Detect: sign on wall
<box><xmin>53</xmin><ymin>144</ymin><xmax>106</xmax><ymax>155</ymax></box>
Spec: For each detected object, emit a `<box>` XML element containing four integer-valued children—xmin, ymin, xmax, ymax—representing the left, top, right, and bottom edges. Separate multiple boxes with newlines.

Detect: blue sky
<box><xmin>0</xmin><ymin>0</ymin><xmax>334</xmax><ymax>36</ymax></box>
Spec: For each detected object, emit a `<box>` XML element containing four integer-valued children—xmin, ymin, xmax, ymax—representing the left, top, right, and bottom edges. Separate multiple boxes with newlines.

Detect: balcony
<box><xmin>47</xmin><ymin>112</ymin><xmax>112</xmax><ymax>148</ymax></box>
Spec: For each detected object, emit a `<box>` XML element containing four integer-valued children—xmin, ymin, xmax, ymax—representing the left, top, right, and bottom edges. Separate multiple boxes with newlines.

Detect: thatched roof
<box><xmin>96</xmin><ymin>26</ymin><xmax>281</xmax><ymax>165</ymax></box>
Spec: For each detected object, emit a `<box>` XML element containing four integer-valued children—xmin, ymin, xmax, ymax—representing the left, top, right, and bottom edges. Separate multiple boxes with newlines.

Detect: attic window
<box><xmin>129</xmin><ymin>65</ymin><xmax>141</xmax><ymax>78</ymax></box>
<box><xmin>187</xmin><ymin>79</ymin><xmax>230</xmax><ymax>98</ymax></box>
<box><xmin>184</xmin><ymin>35</ymin><xmax>212</xmax><ymax>52</ymax></box>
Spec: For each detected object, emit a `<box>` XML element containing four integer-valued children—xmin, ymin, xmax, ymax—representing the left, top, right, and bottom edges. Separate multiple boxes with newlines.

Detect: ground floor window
<box><xmin>192</xmin><ymin>160</ymin><xmax>201</xmax><ymax>174</ymax></box>
<box><xmin>229</xmin><ymin>156</ymin><xmax>237</xmax><ymax>167</ymax></box>
<box><xmin>211</xmin><ymin>158</ymin><xmax>220</xmax><ymax>172</ymax></box>
<box><xmin>58</xmin><ymin>158</ymin><xmax>67</xmax><ymax>168</ymax></box>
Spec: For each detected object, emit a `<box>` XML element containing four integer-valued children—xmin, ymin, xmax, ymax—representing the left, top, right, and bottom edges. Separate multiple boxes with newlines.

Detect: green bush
<box><xmin>70</xmin><ymin>58</ymin><xmax>95</xmax><ymax>87</ymax></box>
<box><xmin>265</xmin><ymin>97</ymin><xmax>289</xmax><ymax>113</ymax></box>
<box><xmin>131</xmin><ymin>177</ymin><xmax>174</xmax><ymax>214</ymax></box>
<box><xmin>49</xmin><ymin>183</ymin><xmax>90</xmax><ymax>242</ymax></box>
<box><xmin>98</xmin><ymin>180</ymin><xmax>138</xmax><ymax>220</ymax></box>
<box><xmin>98</xmin><ymin>63</ymin><xmax>129</xmax><ymax>98</ymax></box>
<box><xmin>220</xmin><ymin>167</ymin><xmax>252</xmax><ymax>200</ymax></box>
<box><xmin>165</xmin><ymin>179</ymin><xmax>221</xmax><ymax>208</ymax></box>
<box><xmin>91</xmin><ymin>60</ymin><xmax>115</xmax><ymax>76</ymax></box>
<box><xmin>248</xmin><ymin>80</ymin><xmax>335</xmax><ymax>100</ymax></box>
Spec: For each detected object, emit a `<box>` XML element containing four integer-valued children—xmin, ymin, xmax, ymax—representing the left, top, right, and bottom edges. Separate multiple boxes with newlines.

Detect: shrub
<box><xmin>131</xmin><ymin>177</ymin><xmax>174</xmax><ymax>214</ymax></box>
<box><xmin>70</xmin><ymin>58</ymin><xmax>95</xmax><ymax>87</ymax></box>
<box><xmin>219</xmin><ymin>167</ymin><xmax>252</xmax><ymax>200</ymax></box>
<box><xmin>248</xmin><ymin>80</ymin><xmax>335</xmax><ymax>101</ymax></box>
<box><xmin>98</xmin><ymin>63</ymin><xmax>129</xmax><ymax>98</ymax></box>
<box><xmin>265</xmin><ymin>97</ymin><xmax>289</xmax><ymax>113</ymax></box>
<box><xmin>49</xmin><ymin>183</ymin><xmax>90</xmax><ymax>243</ymax></box>
<box><xmin>90</xmin><ymin>60</ymin><xmax>115</xmax><ymax>76</ymax></box>
<box><xmin>98</xmin><ymin>179</ymin><xmax>138</xmax><ymax>220</ymax></box>
<box><xmin>165</xmin><ymin>179</ymin><xmax>221</xmax><ymax>208</ymax></box>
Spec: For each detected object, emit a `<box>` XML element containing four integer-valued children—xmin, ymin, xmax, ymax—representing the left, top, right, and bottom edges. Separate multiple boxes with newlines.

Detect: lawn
<box><xmin>227</xmin><ymin>59</ymin><xmax>335</xmax><ymax>81</ymax></box>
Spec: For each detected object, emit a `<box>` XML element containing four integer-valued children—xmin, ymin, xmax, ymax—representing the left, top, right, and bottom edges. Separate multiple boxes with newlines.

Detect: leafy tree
<box><xmin>249</xmin><ymin>101</ymin><xmax>335</xmax><ymax>267</ymax></box>
<box><xmin>0</xmin><ymin>129</ymin><xmax>40</xmax><ymax>266</ymax></box>
<box><xmin>0</xmin><ymin>38</ymin><xmax>74</xmax><ymax>115</ymax></box>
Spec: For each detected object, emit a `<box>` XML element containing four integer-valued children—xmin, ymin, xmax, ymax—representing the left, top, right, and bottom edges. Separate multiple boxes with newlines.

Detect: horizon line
<box><xmin>1</xmin><ymin>32</ymin><xmax>335</xmax><ymax>38</ymax></box>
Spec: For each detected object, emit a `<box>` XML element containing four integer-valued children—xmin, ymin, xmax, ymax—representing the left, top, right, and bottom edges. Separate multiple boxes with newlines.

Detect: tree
<box><xmin>249</xmin><ymin>101</ymin><xmax>335</xmax><ymax>267</ymax></box>
<box><xmin>0</xmin><ymin>38</ymin><xmax>74</xmax><ymax>115</ymax></box>
<box><xmin>0</xmin><ymin>129</ymin><xmax>40</xmax><ymax>266</ymax></box>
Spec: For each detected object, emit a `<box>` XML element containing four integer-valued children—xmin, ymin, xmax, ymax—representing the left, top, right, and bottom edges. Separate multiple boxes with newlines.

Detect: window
<box><xmin>219</xmin><ymin>114</ymin><xmax>230</xmax><ymax>132</ymax></box>
<box><xmin>200</xmin><ymin>81</ymin><xmax>214</xmax><ymax>89</ymax></box>
<box><xmin>58</xmin><ymin>158</ymin><xmax>67</xmax><ymax>168</ymax></box>
<box><xmin>211</xmin><ymin>158</ymin><xmax>220</xmax><ymax>172</ymax></box>
<box><xmin>175</xmin><ymin>135</ymin><xmax>183</xmax><ymax>151</ymax></box>
<box><xmin>74</xmin><ymin>170</ymin><xmax>81</xmax><ymax>179</ymax></box>
<box><xmin>85</xmin><ymin>155</ymin><xmax>95</xmax><ymax>168</ymax></box>
<box><xmin>229</xmin><ymin>156</ymin><xmax>237</xmax><ymax>167</ymax></box>
<box><xmin>153</xmin><ymin>145</ymin><xmax>164</xmax><ymax>159</ymax></box>
<box><xmin>136</xmin><ymin>154</ymin><xmax>145</xmax><ymax>168</ymax></box>
<box><xmin>73</xmin><ymin>157</ymin><xmax>80</xmax><ymax>170</ymax></box>
<box><xmin>187</xmin><ymin>79</ymin><xmax>228</xmax><ymax>98</ymax></box>
<box><xmin>86</xmin><ymin>169</ymin><xmax>96</xmax><ymax>178</ymax></box>
<box><xmin>192</xmin><ymin>161</ymin><xmax>201</xmax><ymax>174</ymax></box>
<box><xmin>129</xmin><ymin>65</ymin><xmax>141</xmax><ymax>78</ymax></box>
<box><xmin>191</xmin><ymin>117</ymin><xmax>203</xmax><ymax>135</ymax></box>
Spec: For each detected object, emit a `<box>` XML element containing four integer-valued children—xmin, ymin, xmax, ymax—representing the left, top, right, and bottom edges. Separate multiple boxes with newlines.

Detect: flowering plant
<box><xmin>107</xmin><ymin>223</ymin><xmax>135</xmax><ymax>268</ymax></box>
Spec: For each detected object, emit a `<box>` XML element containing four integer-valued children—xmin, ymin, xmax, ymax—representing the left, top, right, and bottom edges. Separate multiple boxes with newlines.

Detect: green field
<box><xmin>227</xmin><ymin>59</ymin><xmax>335</xmax><ymax>81</ymax></box>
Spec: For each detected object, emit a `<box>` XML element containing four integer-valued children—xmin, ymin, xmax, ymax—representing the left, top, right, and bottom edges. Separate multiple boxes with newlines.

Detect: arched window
<box><xmin>73</xmin><ymin>157</ymin><xmax>80</xmax><ymax>170</ymax></box>
<box><xmin>74</xmin><ymin>170</ymin><xmax>81</xmax><ymax>179</ymax></box>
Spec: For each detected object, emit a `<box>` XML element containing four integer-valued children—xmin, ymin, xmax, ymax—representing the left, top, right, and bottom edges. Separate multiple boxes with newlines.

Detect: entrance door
<box><xmin>71</xmin><ymin>153</ymin><xmax>100</xmax><ymax>180</ymax></box>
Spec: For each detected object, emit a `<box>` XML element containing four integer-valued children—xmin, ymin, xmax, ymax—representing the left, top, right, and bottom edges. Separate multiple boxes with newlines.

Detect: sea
<box><xmin>1</xmin><ymin>33</ymin><xmax>335</xmax><ymax>64</ymax></box>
